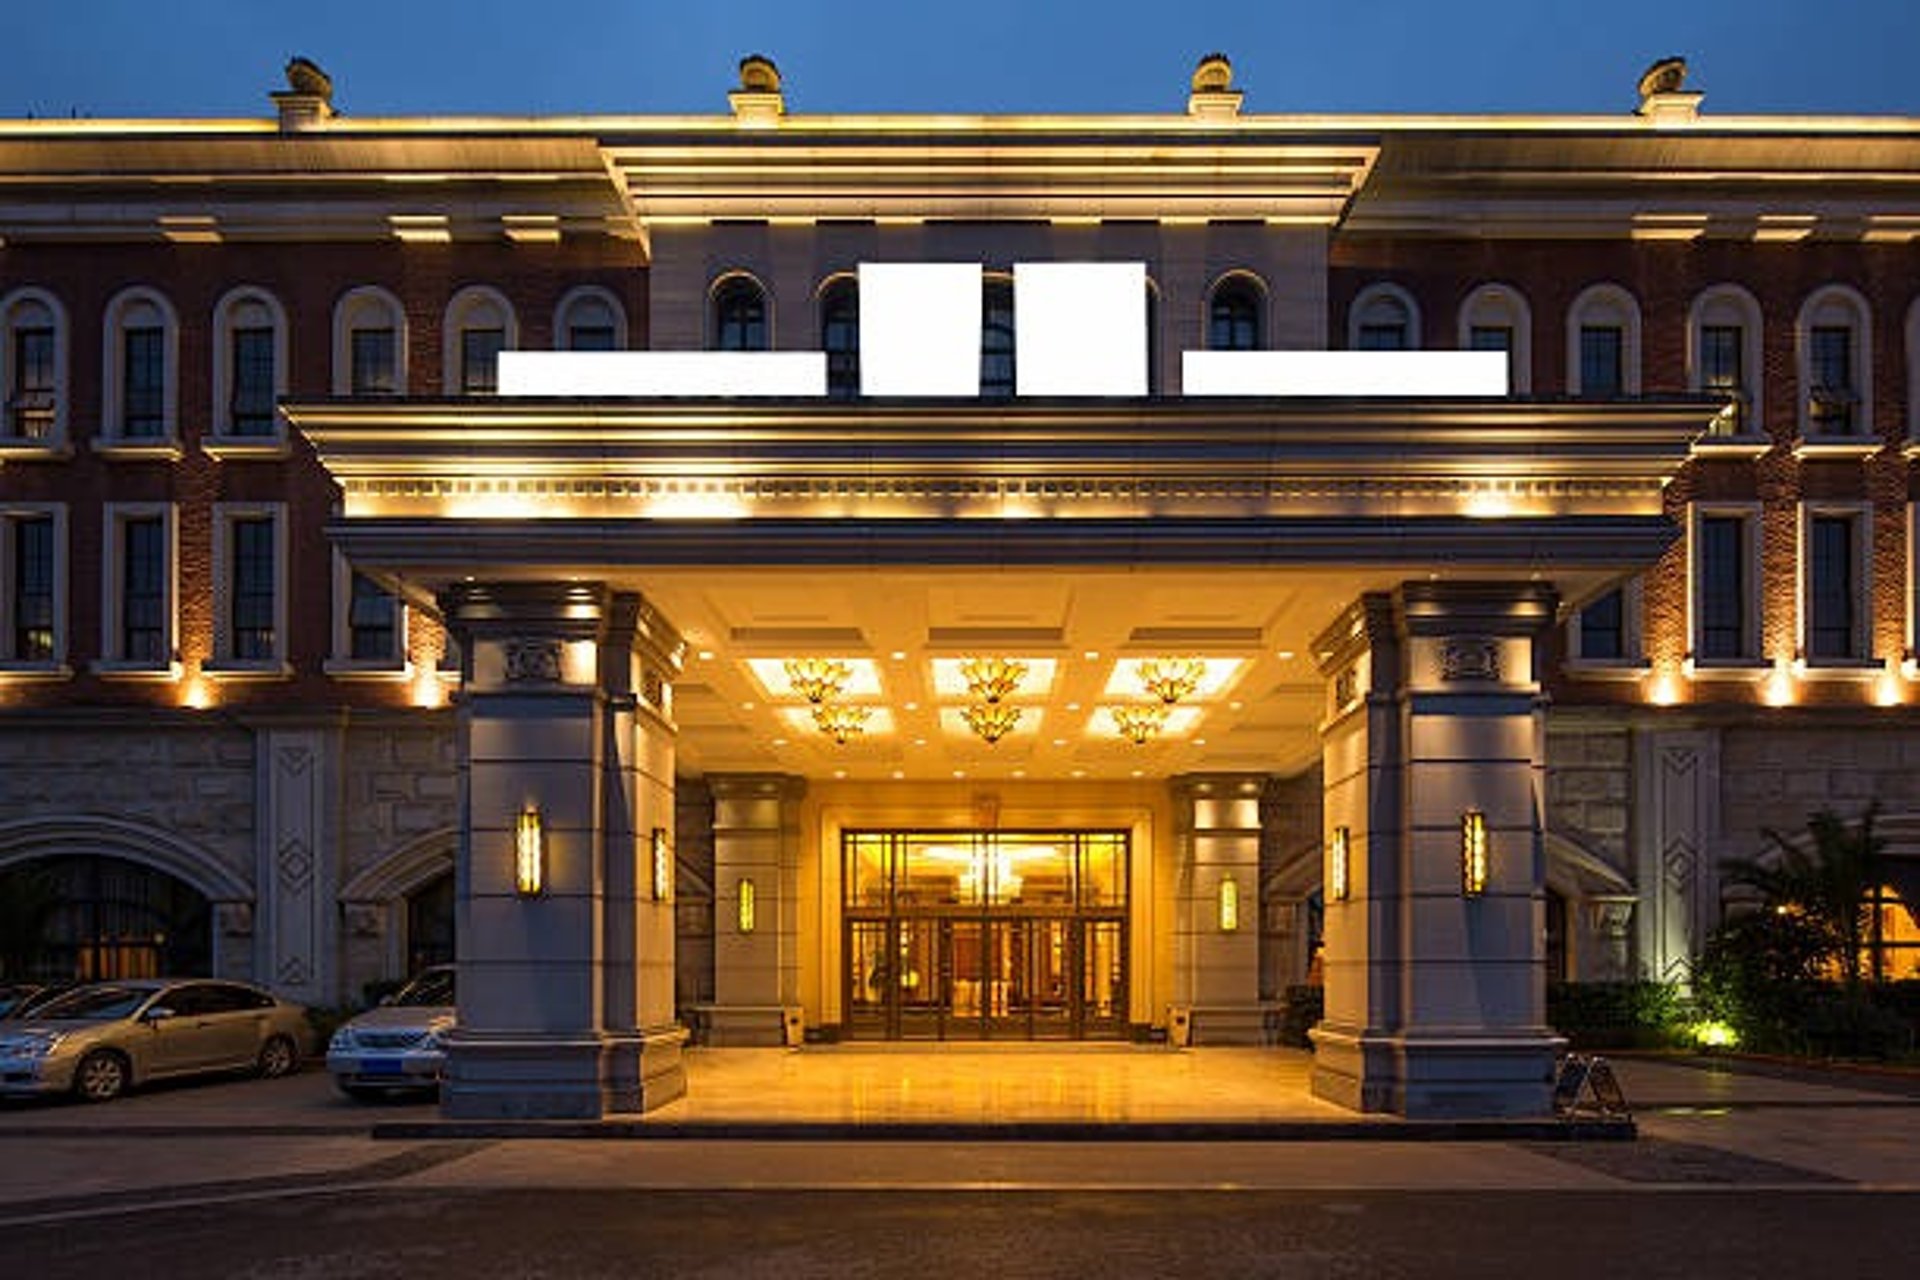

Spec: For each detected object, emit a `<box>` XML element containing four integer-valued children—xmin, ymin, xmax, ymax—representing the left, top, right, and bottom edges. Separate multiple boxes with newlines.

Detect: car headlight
<box><xmin>328</xmin><ymin>1028</ymin><xmax>356</xmax><ymax>1053</ymax></box>
<box><xmin>1</xmin><ymin>1032</ymin><xmax>65</xmax><ymax>1059</ymax></box>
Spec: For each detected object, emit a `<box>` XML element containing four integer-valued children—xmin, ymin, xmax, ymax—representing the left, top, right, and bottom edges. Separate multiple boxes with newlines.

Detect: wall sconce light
<box><xmin>1217</xmin><ymin>875</ymin><xmax>1240</xmax><ymax>932</ymax></box>
<box><xmin>1329</xmin><ymin>825</ymin><xmax>1351</xmax><ymax>902</ymax></box>
<box><xmin>737</xmin><ymin>877</ymin><xmax>756</xmax><ymax>934</ymax></box>
<box><xmin>514</xmin><ymin>806</ymin><xmax>545</xmax><ymax>897</ymax></box>
<box><xmin>651</xmin><ymin>826</ymin><xmax>673</xmax><ymax>902</ymax></box>
<box><xmin>1461</xmin><ymin>809</ymin><xmax>1488</xmax><ymax>897</ymax></box>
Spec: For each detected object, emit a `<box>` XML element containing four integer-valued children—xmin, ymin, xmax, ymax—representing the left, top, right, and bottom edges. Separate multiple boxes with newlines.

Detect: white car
<box><xmin>326</xmin><ymin>966</ymin><xmax>454</xmax><ymax>1099</ymax></box>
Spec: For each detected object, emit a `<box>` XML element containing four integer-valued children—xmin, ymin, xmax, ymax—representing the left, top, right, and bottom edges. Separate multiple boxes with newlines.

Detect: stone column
<box><xmin>1169</xmin><ymin>774</ymin><xmax>1268</xmax><ymax>1043</ymax></box>
<box><xmin>1631</xmin><ymin>729</ymin><xmax>1719</xmax><ymax>984</ymax></box>
<box><xmin>704</xmin><ymin>773</ymin><xmax>807</xmax><ymax>1045</ymax></box>
<box><xmin>253</xmin><ymin>721</ymin><xmax>340</xmax><ymax>1005</ymax></box>
<box><xmin>439</xmin><ymin>582</ymin><xmax>687</xmax><ymax>1119</ymax></box>
<box><xmin>1310</xmin><ymin>581</ymin><xmax>1563</xmax><ymax>1118</ymax></box>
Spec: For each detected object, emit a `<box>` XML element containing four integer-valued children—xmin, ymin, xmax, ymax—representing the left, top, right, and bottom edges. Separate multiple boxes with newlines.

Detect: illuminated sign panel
<box><xmin>859</xmin><ymin>262</ymin><xmax>983</xmax><ymax>396</ymax></box>
<box><xmin>1182</xmin><ymin>350</ymin><xmax>1508</xmax><ymax>397</ymax></box>
<box><xmin>1013</xmin><ymin>262</ymin><xmax>1146</xmax><ymax>396</ymax></box>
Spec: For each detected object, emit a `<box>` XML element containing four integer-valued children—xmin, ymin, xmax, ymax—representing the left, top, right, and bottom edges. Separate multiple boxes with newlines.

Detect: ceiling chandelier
<box><xmin>1134</xmin><ymin>656</ymin><xmax>1206</xmax><ymax>705</ymax></box>
<box><xmin>963</xmin><ymin>702</ymin><xmax>1023</xmax><ymax>744</ymax></box>
<box><xmin>1110</xmin><ymin>703</ymin><xmax>1170</xmax><ymax>745</ymax></box>
<box><xmin>811</xmin><ymin>703</ymin><xmax>871</xmax><ymax>744</ymax></box>
<box><xmin>782</xmin><ymin>657</ymin><xmax>852</xmax><ymax>704</ymax></box>
<box><xmin>958</xmin><ymin>656</ymin><xmax>1028</xmax><ymax>704</ymax></box>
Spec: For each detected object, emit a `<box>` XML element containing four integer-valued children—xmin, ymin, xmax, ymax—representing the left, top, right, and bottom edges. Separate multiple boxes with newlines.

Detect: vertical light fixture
<box><xmin>651</xmin><ymin>826</ymin><xmax>673</xmax><ymax>902</ymax></box>
<box><xmin>1217</xmin><ymin>875</ymin><xmax>1240</xmax><ymax>932</ymax></box>
<box><xmin>737</xmin><ymin>877</ymin><xmax>756</xmax><ymax>934</ymax></box>
<box><xmin>1329</xmin><ymin>825</ymin><xmax>1351</xmax><ymax>902</ymax></box>
<box><xmin>1461</xmin><ymin>809</ymin><xmax>1489</xmax><ymax>897</ymax></box>
<box><xmin>514</xmin><ymin>806</ymin><xmax>544</xmax><ymax>897</ymax></box>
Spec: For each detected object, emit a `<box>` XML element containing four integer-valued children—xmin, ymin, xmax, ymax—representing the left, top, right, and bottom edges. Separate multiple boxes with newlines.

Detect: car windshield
<box><xmin>29</xmin><ymin>986</ymin><xmax>151</xmax><ymax>1022</ymax></box>
<box><xmin>0</xmin><ymin>987</ymin><xmax>37</xmax><ymax>1018</ymax></box>
<box><xmin>392</xmin><ymin>969</ymin><xmax>455</xmax><ymax>1007</ymax></box>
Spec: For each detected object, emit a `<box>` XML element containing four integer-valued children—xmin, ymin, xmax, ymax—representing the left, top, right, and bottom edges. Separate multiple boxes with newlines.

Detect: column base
<box><xmin>1186</xmin><ymin>1002</ymin><xmax>1275</xmax><ymax>1045</ymax></box>
<box><xmin>695</xmin><ymin>1004</ymin><xmax>804</xmax><ymax>1047</ymax></box>
<box><xmin>441</xmin><ymin>1025</ymin><xmax>689</xmax><ymax>1120</ymax></box>
<box><xmin>1310</xmin><ymin>1023</ymin><xmax>1564</xmax><ymax>1118</ymax></box>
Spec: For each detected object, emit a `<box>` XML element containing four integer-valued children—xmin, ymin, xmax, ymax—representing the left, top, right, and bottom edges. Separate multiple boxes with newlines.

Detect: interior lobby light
<box><xmin>1134</xmin><ymin>656</ymin><xmax>1205</xmax><ymax>704</ymax></box>
<box><xmin>812</xmin><ymin>703</ymin><xmax>872</xmax><ymax>744</ymax></box>
<box><xmin>782</xmin><ymin>657</ymin><xmax>852</xmax><ymax>704</ymax></box>
<box><xmin>1461</xmin><ymin>810</ymin><xmax>1489</xmax><ymax>897</ymax></box>
<box><xmin>963</xmin><ymin>701</ymin><xmax>1023</xmax><ymax>744</ymax></box>
<box><xmin>959</xmin><ymin>656</ymin><xmax>1028</xmax><ymax>703</ymax></box>
<box><xmin>1109</xmin><ymin>703</ymin><xmax>1168</xmax><ymax>744</ymax></box>
<box><xmin>1329</xmin><ymin>825</ymin><xmax>1351</xmax><ymax>902</ymax></box>
<box><xmin>514</xmin><ymin>806</ymin><xmax>545</xmax><ymax>897</ymax></box>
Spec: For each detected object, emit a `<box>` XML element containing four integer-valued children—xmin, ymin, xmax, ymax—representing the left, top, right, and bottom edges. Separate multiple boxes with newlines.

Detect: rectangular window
<box><xmin>348</xmin><ymin>572</ymin><xmax>399</xmax><ymax>661</ymax></box>
<box><xmin>1578</xmin><ymin>589</ymin><xmax>1625</xmax><ymax>661</ymax></box>
<box><xmin>122</xmin><ymin>327</ymin><xmax>165</xmax><ymax>437</ymax></box>
<box><xmin>1810</xmin><ymin>326</ymin><xmax>1855</xmax><ymax>433</ymax></box>
<box><xmin>1579</xmin><ymin>326</ymin><xmax>1623</xmax><ymax>398</ymax></box>
<box><xmin>229</xmin><ymin>327</ymin><xmax>276</xmax><ymax>435</ymax></box>
<box><xmin>1700</xmin><ymin>324</ymin><xmax>1745</xmax><ymax>433</ymax></box>
<box><xmin>460</xmin><ymin>329</ymin><xmax>504</xmax><ymax>395</ymax></box>
<box><xmin>349</xmin><ymin>328</ymin><xmax>398</xmax><ymax>396</ymax></box>
<box><xmin>12</xmin><ymin>515</ymin><xmax>54</xmax><ymax>661</ymax></box>
<box><xmin>229</xmin><ymin>517</ymin><xmax>276</xmax><ymax>660</ymax></box>
<box><xmin>1697</xmin><ymin>515</ymin><xmax>1749</xmax><ymax>660</ymax></box>
<box><xmin>567</xmin><ymin>325</ymin><xmax>616</xmax><ymax>352</ymax></box>
<box><xmin>1809</xmin><ymin>514</ymin><xmax>1861</xmax><ymax>660</ymax></box>
<box><xmin>122</xmin><ymin>517</ymin><xmax>166</xmax><ymax>665</ymax></box>
<box><xmin>1357</xmin><ymin>323</ymin><xmax>1407</xmax><ymax>351</ymax></box>
<box><xmin>9</xmin><ymin>327</ymin><xmax>55</xmax><ymax>439</ymax></box>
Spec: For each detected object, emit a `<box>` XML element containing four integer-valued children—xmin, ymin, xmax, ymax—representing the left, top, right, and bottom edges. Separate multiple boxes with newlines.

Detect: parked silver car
<box><xmin>327</xmin><ymin>965</ymin><xmax>455</xmax><ymax>1098</ymax></box>
<box><xmin>0</xmin><ymin>979</ymin><xmax>311</xmax><ymax>1103</ymax></box>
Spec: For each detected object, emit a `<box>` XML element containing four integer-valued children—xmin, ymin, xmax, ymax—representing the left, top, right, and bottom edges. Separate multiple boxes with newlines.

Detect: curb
<box><xmin>370</xmin><ymin>1118</ymin><xmax>1637</xmax><ymax>1143</ymax></box>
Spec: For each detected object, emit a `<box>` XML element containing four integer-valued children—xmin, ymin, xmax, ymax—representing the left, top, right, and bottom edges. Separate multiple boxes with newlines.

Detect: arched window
<box><xmin>332</xmin><ymin>286</ymin><xmax>407</xmax><ymax>397</ymax></box>
<box><xmin>1798</xmin><ymin>284</ymin><xmax>1872</xmax><ymax>438</ymax></box>
<box><xmin>1144</xmin><ymin>278</ymin><xmax>1161</xmax><ymax>396</ymax></box>
<box><xmin>1457</xmin><ymin>283</ymin><xmax>1532</xmax><ymax>394</ymax></box>
<box><xmin>1566</xmin><ymin>284</ymin><xmax>1642</xmax><ymax>398</ymax></box>
<box><xmin>0</xmin><ymin>854</ymin><xmax>210</xmax><ymax>980</ymax></box>
<box><xmin>1207</xmin><ymin>274</ymin><xmax>1264</xmax><ymax>351</ymax></box>
<box><xmin>1688</xmin><ymin>285</ymin><xmax>1763</xmax><ymax>436</ymax></box>
<box><xmin>1907</xmin><ymin>297</ymin><xmax>1920</xmax><ymax>444</ymax></box>
<box><xmin>211</xmin><ymin>286</ymin><xmax>288</xmax><ymax>439</ymax></box>
<box><xmin>710</xmin><ymin>275</ymin><xmax>769</xmax><ymax>352</ymax></box>
<box><xmin>1</xmin><ymin>288</ymin><xmax>68</xmax><ymax>445</ymax></box>
<box><xmin>980</xmin><ymin>275</ymin><xmax>1015</xmax><ymax>399</ymax></box>
<box><xmin>554</xmin><ymin>286</ymin><xmax>626</xmax><ymax>351</ymax></box>
<box><xmin>818</xmin><ymin>276</ymin><xmax>859</xmax><ymax>400</ymax></box>
<box><xmin>442</xmin><ymin>286</ymin><xmax>518</xmax><ymax>396</ymax></box>
<box><xmin>1349</xmin><ymin>283</ymin><xmax>1420</xmax><ymax>351</ymax></box>
<box><xmin>99</xmin><ymin>287</ymin><xmax>179</xmax><ymax>447</ymax></box>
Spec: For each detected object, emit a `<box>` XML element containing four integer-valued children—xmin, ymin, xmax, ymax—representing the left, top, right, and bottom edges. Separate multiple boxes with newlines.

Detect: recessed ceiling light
<box><xmin>904</xmin><ymin>701</ymin><xmax>919</xmax><ymax>712</ymax></box>
<box><xmin>891</xmin><ymin>650</ymin><xmax>907</xmax><ymax>661</ymax></box>
<box><xmin>1277</xmin><ymin>650</ymin><xmax>1296</xmax><ymax>661</ymax></box>
<box><xmin>741</xmin><ymin>701</ymin><xmax>756</xmax><ymax>710</ymax></box>
<box><xmin>913</xmin><ymin>738</ymin><xmax>927</xmax><ymax>747</ymax></box>
<box><xmin>1012</xmin><ymin>769</ymin><xmax>1026</xmax><ymax>778</ymax></box>
<box><xmin>891</xmin><ymin>769</ymin><xmax>905</xmax><ymax>780</ymax></box>
<box><xmin>1071</xmin><ymin>768</ymin><xmax>1086</xmax><ymax>778</ymax></box>
<box><xmin>772</xmin><ymin>738</ymin><xmax>787</xmax><ymax>747</ymax></box>
<box><xmin>1052</xmin><ymin>738</ymin><xmax>1067</xmax><ymax>747</ymax></box>
<box><xmin>1194</xmin><ymin>737</ymin><xmax>1208</xmax><ymax>746</ymax></box>
<box><xmin>1131</xmin><ymin>769</ymin><xmax>1144</xmax><ymax>778</ymax></box>
<box><xmin>1065</xmin><ymin>702</ymin><xmax>1081</xmax><ymax>712</ymax></box>
<box><xmin>1083</xmin><ymin>650</ymin><xmax>1100</xmax><ymax>660</ymax></box>
<box><xmin>697</xmin><ymin>650</ymin><xmax>714</xmax><ymax>662</ymax></box>
<box><xmin>833</xmin><ymin>769</ymin><xmax>847</xmax><ymax>779</ymax></box>
<box><xmin>952</xmin><ymin>769</ymin><xmax>966</xmax><ymax>779</ymax></box>
<box><xmin>1229</xmin><ymin>700</ymin><xmax>1244</xmax><ymax>711</ymax></box>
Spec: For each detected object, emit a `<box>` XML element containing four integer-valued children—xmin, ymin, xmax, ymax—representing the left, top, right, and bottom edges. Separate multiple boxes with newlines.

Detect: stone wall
<box><xmin>1719</xmin><ymin>722</ymin><xmax>1920</xmax><ymax>851</ymax></box>
<box><xmin>338</xmin><ymin>713</ymin><xmax>459</xmax><ymax>881</ymax></box>
<box><xmin>1544</xmin><ymin>720</ymin><xmax>1633</xmax><ymax>871</ymax></box>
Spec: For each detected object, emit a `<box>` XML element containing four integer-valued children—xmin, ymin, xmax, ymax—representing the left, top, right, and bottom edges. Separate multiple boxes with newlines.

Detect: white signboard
<box><xmin>498</xmin><ymin>350</ymin><xmax>826</xmax><ymax>397</ymax></box>
<box><xmin>1182</xmin><ymin>350</ymin><xmax>1509</xmax><ymax>397</ymax></box>
<box><xmin>1014</xmin><ymin>262</ymin><xmax>1146</xmax><ymax>396</ymax></box>
<box><xmin>859</xmin><ymin>262</ymin><xmax>983</xmax><ymax>396</ymax></box>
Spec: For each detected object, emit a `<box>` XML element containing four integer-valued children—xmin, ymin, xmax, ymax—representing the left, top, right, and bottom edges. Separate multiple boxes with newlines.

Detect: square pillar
<box><xmin>439</xmin><ymin>582</ymin><xmax>688</xmax><ymax>1119</ymax></box>
<box><xmin>1310</xmin><ymin>581</ymin><xmax>1564</xmax><ymax>1118</ymax></box>
<box><xmin>1169</xmin><ymin>774</ymin><xmax>1268</xmax><ymax>1043</ymax></box>
<box><xmin>702</xmin><ymin>774</ymin><xmax>807</xmax><ymax>1045</ymax></box>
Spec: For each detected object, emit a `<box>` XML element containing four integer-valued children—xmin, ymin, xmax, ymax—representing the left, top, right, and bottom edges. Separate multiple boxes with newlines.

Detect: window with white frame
<box><xmin>1206</xmin><ymin>274</ymin><xmax>1265</xmax><ymax>351</ymax></box>
<box><xmin>1798</xmin><ymin>285</ymin><xmax>1872</xmax><ymax>438</ymax></box>
<box><xmin>1802</xmin><ymin>505</ymin><xmax>1872</xmax><ymax>663</ymax></box>
<box><xmin>1691</xmin><ymin>506</ymin><xmax>1761</xmax><ymax>663</ymax></box>
<box><xmin>332</xmin><ymin>286</ymin><xmax>407</xmax><ymax>397</ymax></box>
<box><xmin>1457</xmin><ymin>284</ymin><xmax>1532</xmax><ymax>394</ymax></box>
<box><xmin>709</xmin><ymin>275</ymin><xmax>769</xmax><ymax>352</ymax></box>
<box><xmin>210</xmin><ymin>504</ymin><xmax>287</xmax><ymax>670</ymax></box>
<box><xmin>554</xmin><ymin>286</ymin><xmax>626</xmax><ymax>352</ymax></box>
<box><xmin>818</xmin><ymin>276</ymin><xmax>859</xmax><ymax>400</ymax></box>
<box><xmin>1570</xmin><ymin>578</ymin><xmax>1644</xmax><ymax>664</ymax></box>
<box><xmin>211</xmin><ymin>287</ymin><xmax>288</xmax><ymax>441</ymax></box>
<box><xmin>980</xmin><ymin>275</ymin><xmax>1015</xmax><ymax>400</ymax></box>
<box><xmin>1567</xmin><ymin>284</ymin><xmax>1642</xmax><ymax>398</ymax></box>
<box><xmin>98</xmin><ymin>503</ymin><xmax>177</xmax><ymax>671</ymax></box>
<box><xmin>443</xmin><ymin>286</ymin><xmax>518</xmax><ymax>396</ymax></box>
<box><xmin>1349</xmin><ymin>283</ymin><xmax>1419</xmax><ymax>351</ymax></box>
<box><xmin>1</xmin><ymin>504</ymin><xmax>64</xmax><ymax>667</ymax></box>
<box><xmin>101</xmin><ymin>288</ymin><xmax>179</xmax><ymax>445</ymax></box>
<box><xmin>1689</xmin><ymin>285</ymin><xmax>1763</xmax><ymax>436</ymax></box>
<box><xmin>328</xmin><ymin>552</ymin><xmax>406</xmax><ymax>673</ymax></box>
<box><xmin>1</xmin><ymin>289</ymin><xmax>67</xmax><ymax>445</ymax></box>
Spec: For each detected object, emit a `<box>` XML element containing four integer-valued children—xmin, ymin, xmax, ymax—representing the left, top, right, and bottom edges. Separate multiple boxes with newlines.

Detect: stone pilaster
<box><xmin>1310</xmin><ymin>581</ymin><xmax>1564</xmax><ymax>1118</ymax></box>
<box><xmin>254</xmin><ymin>724</ymin><xmax>339</xmax><ymax>1005</ymax></box>
<box><xmin>438</xmin><ymin>581</ymin><xmax>687</xmax><ymax>1119</ymax></box>
<box><xmin>1169</xmin><ymin>774</ymin><xmax>1268</xmax><ymax>1043</ymax></box>
<box><xmin>1631</xmin><ymin>729</ymin><xmax>1719</xmax><ymax>983</ymax></box>
<box><xmin>702</xmin><ymin>773</ymin><xmax>807</xmax><ymax>1045</ymax></box>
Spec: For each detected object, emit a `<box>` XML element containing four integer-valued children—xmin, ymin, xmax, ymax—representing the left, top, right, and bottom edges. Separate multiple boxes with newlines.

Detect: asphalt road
<box><xmin>0</xmin><ymin>1185</ymin><xmax>1908</xmax><ymax>1279</ymax></box>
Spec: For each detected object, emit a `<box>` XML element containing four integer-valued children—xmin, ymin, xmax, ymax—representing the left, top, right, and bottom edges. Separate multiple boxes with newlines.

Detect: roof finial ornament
<box><xmin>731</xmin><ymin>54</ymin><xmax>785</xmax><ymax>125</ymax></box>
<box><xmin>1188</xmin><ymin>52</ymin><xmax>1243</xmax><ymax>119</ymax></box>
<box><xmin>1635</xmin><ymin>56</ymin><xmax>1702</xmax><ymax>125</ymax></box>
<box><xmin>271</xmin><ymin>55</ymin><xmax>336</xmax><ymax>132</ymax></box>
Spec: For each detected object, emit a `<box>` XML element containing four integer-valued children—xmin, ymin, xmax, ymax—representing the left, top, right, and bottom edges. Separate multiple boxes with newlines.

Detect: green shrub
<box><xmin>1277</xmin><ymin>985</ymin><xmax>1323</xmax><ymax>1048</ymax></box>
<box><xmin>1547</xmin><ymin>981</ymin><xmax>1687</xmax><ymax>1049</ymax></box>
<box><xmin>1802</xmin><ymin>991</ymin><xmax>1917</xmax><ymax>1060</ymax></box>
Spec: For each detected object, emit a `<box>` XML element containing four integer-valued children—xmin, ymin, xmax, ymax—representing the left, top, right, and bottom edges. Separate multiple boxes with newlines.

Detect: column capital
<box><xmin>1394</xmin><ymin>580</ymin><xmax>1560</xmax><ymax>640</ymax></box>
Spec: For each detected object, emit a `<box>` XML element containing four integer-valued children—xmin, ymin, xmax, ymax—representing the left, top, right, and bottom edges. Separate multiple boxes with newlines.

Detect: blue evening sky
<box><xmin>5</xmin><ymin>0</ymin><xmax>1918</xmax><ymax>120</ymax></box>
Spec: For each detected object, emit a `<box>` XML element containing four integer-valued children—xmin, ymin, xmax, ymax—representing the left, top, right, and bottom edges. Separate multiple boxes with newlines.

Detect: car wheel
<box><xmin>256</xmin><ymin>1034</ymin><xmax>299</xmax><ymax>1079</ymax></box>
<box><xmin>73</xmin><ymin>1050</ymin><xmax>128</xmax><ymax>1103</ymax></box>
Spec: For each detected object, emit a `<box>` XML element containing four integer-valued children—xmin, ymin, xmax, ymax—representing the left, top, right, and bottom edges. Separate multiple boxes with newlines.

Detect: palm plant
<box><xmin>1719</xmin><ymin>803</ymin><xmax>1887</xmax><ymax>989</ymax></box>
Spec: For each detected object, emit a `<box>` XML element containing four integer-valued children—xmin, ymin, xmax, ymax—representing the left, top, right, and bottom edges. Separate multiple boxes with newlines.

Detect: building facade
<box><xmin>1</xmin><ymin>55</ymin><xmax>1917</xmax><ymax>1117</ymax></box>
